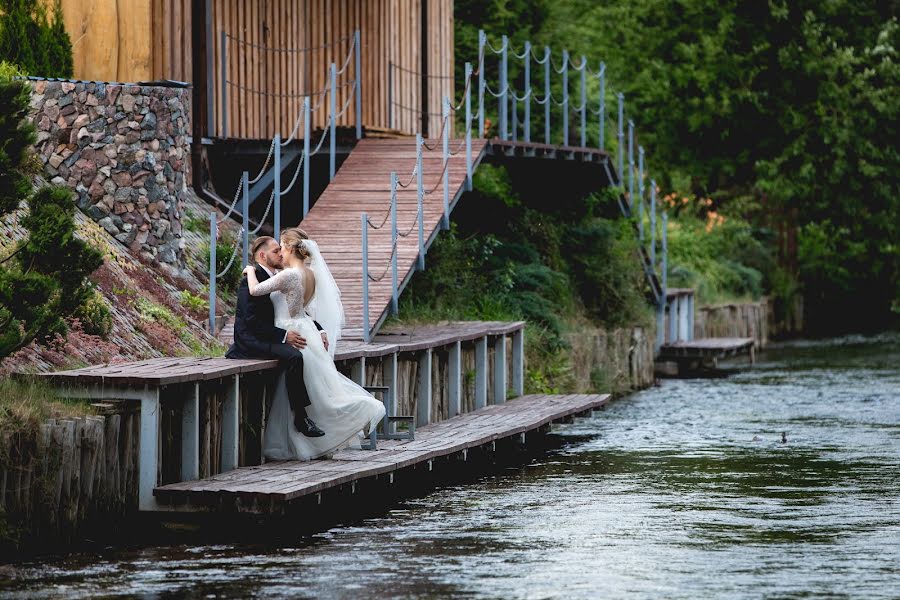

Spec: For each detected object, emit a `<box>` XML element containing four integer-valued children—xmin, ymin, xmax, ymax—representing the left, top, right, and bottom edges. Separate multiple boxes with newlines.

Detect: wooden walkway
<box><xmin>154</xmin><ymin>392</ymin><xmax>609</xmax><ymax>513</ymax></box>
<box><xmin>658</xmin><ymin>337</ymin><xmax>754</xmax><ymax>361</ymax></box>
<box><xmin>299</xmin><ymin>137</ymin><xmax>488</xmax><ymax>340</ymax></box>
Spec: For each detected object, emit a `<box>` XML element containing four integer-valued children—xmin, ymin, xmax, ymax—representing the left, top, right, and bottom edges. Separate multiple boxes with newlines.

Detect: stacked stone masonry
<box><xmin>28</xmin><ymin>80</ymin><xmax>190</xmax><ymax>265</ymax></box>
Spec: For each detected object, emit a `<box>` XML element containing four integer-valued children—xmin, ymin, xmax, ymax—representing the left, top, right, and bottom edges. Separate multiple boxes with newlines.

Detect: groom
<box><xmin>225</xmin><ymin>236</ymin><xmax>325</xmax><ymax>437</ymax></box>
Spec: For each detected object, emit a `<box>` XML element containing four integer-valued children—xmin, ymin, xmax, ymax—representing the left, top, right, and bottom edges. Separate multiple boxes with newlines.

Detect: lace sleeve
<box><xmin>250</xmin><ymin>269</ymin><xmax>298</xmax><ymax>297</ymax></box>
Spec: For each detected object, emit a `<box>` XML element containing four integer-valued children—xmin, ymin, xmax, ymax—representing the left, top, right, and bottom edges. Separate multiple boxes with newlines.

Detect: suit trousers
<box><xmin>268</xmin><ymin>343</ymin><xmax>312</xmax><ymax>417</ymax></box>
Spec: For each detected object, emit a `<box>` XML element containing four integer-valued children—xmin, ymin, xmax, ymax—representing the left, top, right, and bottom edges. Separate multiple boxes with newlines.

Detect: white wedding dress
<box><xmin>255</xmin><ymin>246</ymin><xmax>385</xmax><ymax>461</ymax></box>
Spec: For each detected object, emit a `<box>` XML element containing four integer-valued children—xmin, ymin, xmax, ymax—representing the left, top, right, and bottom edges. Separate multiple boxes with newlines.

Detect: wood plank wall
<box><xmin>59</xmin><ymin>0</ymin><xmax>454</xmax><ymax>140</ymax></box>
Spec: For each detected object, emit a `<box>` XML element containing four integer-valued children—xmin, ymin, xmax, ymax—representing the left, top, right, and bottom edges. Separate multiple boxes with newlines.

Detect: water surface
<box><xmin>4</xmin><ymin>334</ymin><xmax>899</xmax><ymax>599</ymax></box>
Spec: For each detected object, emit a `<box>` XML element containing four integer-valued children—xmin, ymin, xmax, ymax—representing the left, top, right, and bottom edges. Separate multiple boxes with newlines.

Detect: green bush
<box><xmin>0</xmin><ymin>0</ymin><xmax>73</xmax><ymax>78</ymax></box>
<box><xmin>75</xmin><ymin>289</ymin><xmax>112</xmax><ymax>337</ymax></box>
<box><xmin>202</xmin><ymin>237</ymin><xmax>243</xmax><ymax>295</ymax></box>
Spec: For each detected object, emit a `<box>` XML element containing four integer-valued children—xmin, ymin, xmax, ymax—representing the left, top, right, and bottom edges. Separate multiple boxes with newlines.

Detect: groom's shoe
<box><xmin>295</xmin><ymin>416</ymin><xmax>325</xmax><ymax>437</ymax></box>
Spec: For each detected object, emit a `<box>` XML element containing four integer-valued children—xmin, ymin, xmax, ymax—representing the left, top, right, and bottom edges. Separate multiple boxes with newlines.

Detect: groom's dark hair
<box><xmin>251</xmin><ymin>236</ymin><xmax>276</xmax><ymax>263</ymax></box>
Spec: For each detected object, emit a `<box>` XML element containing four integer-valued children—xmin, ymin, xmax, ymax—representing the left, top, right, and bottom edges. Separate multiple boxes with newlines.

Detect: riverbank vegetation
<box><xmin>456</xmin><ymin>0</ymin><xmax>899</xmax><ymax>334</ymax></box>
<box><xmin>394</xmin><ymin>165</ymin><xmax>651</xmax><ymax>393</ymax></box>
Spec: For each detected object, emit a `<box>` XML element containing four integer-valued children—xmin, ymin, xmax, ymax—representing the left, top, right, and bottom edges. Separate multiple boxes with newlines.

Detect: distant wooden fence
<box><xmin>60</xmin><ymin>0</ymin><xmax>455</xmax><ymax>139</ymax></box>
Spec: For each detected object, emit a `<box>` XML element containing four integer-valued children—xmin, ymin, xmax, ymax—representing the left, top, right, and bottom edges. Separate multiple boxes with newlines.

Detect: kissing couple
<box><xmin>225</xmin><ymin>227</ymin><xmax>385</xmax><ymax>461</ymax></box>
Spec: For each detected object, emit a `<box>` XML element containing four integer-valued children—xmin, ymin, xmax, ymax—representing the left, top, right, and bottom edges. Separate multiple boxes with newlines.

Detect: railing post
<box><xmin>523</xmin><ymin>41</ymin><xmax>531</xmax><ymax>143</ymax></box>
<box><xmin>241</xmin><ymin>171</ymin><xmax>249</xmax><ymax>268</ymax></box>
<box><xmin>387</xmin><ymin>62</ymin><xmax>393</xmax><ymax>130</ymax></box>
<box><xmin>687</xmin><ymin>292</ymin><xmax>695</xmax><ymax>341</ymax></box>
<box><xmin>354</xmin><ymin>30</ymin><xmax>362</xmax><ymax>139</ymax></box>
<box><xmin>220</xmin><ymin>30</ymin><xmax>228</xmax><ymax>138</ymax></box>
<box><xmin>638</xmin><ymin>146</ymin><xmax>645</xmax><ymax>241</ymax></box>
<box><xmin>465</xmin><ymin>62</ymin><xmax>473</xmax><ymax>190</ymax></box>
<box><xmin>416</xmin><ymin>133</ymin><xmax>425</xmax><ymax>270</ymax></box>
<box><xmin>580</xmin><ymin>55</ymin><xmax>587</xmax><ymax>148</ymax></box>
<box><xmin>208</xmin><ymin>212</ymin><xmax>216</xmax><ymax>334</ymax></box>
<box><xmin>511</xmin><ymin>95</ymin><xmax>517</xmax><ymax>142</ymax></box>
<box><xmin>598</xmin><ymin>62</ymin><xmax>605</xmax><ymax>151</ymax></box>
<box><xmin>562</xmin><ymin>49</ymin><xmax>569</xmax><ymax>145</ymax></box>
<box><xmin>221</xmin><ymin>374</ymin><xmax>239</xmax><ymax>472</ymax></box>
<box><xmin>477</xmin><ymin>30</ymin><xmax>485</xmax><ymax>138</ymax></box>
<box><xmin>361</xmin><ymin>212</ymin><xmax>370</xmax><ymax>343</ymax></box>
<box><xmin>493</xmin><ymin>335</ymin><xmax>507</xmax><ymax>405</ymax></box>
<box><xmin>617</xmin><ymin>93</ymin><xmax>624</xmax><ymax>191</ymax></box>
<box><xmin>442</xmin><ymin>96</ymin><xmax>450</xmax><ymax>230</ymax></box>
<box><xmin>329</xmin><ymin>62</ymin><xmax>337</xmax><ymax>182</ymax></box>
<box><xmin>448</xmin><ymin>340</ymin><xmax>461</xmax><ymax>417</ymax></box>
<box><xmin>512</xmin><ymin>327</ymin><xmax>524</xmax><ymax>397</ymax></box>
<box><xmin>662</xmin><ymin>211</ymin><xmax>669</xmax><ymax>310</ymax></box>
<box><xmin>274</xmin><ymin>133</ymin><xmax>281</xmax><ymax>239</ymax></box>
<box><xmin>302</xmin><ymin>96</ymin><xmax>310</xmax><ymax>218</ymax></box>
<box><xmin>474</xmin><ymin>335</ymin><xmax>488</xmax><ymax>409</ymax></box>
<box><xmin>650</xmin><ymin>179</ymin><xmax>657</xmax><ymax>268</ymax></box>
<box><xmin>500</xmin><ymin>34</ymin><xmax>509</xmax><ymax>141</ymax></box>
<box><xmin>628</xmin><ymin>120</ymin><xmax>635</xmax><ymax>211</ymax></box>
<box><xmin>390</xmin><ymin>172</ymin><xmax>398</xmax><ymax>315</ymax></box>
<box><xmin>544</xmin><ymin>47</ymin><xmax>551</xmax><ymax>145</ymax></box>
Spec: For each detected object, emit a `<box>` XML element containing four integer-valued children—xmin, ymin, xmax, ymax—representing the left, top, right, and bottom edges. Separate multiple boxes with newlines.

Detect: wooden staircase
<box><xmin>299</xmin><ymin>137</ymin><xmax>488</xmax><ymax>340</ymax></box>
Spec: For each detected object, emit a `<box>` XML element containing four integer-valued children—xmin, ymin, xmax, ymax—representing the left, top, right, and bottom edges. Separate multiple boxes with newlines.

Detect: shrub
<box><xmin>0</xmin><ymin>0</ymin><xmax>73</xmax><ymax>78</ymax></box>
<box><xmin>74</xmin><ymin>289</ymin><xmax>113</xmax><ymax>338</ymax></box>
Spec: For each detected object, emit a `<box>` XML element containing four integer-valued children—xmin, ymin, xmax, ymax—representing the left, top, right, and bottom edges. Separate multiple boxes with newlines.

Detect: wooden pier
<box><xmin>154</xmin><ymin>393</ymin><xmax>609</xmax><ymax>514</ymax></box>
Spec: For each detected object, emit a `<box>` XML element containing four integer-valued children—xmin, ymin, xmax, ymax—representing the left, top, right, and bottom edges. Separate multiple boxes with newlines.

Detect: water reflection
<box><xmin>3</xmin><ymin>334</ymin><xmax>899</xmax><ymax>599</ymax></box>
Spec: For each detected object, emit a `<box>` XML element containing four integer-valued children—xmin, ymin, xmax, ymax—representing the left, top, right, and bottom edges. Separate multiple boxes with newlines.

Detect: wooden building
<box><xmin>59</xmin><ymin>0</ymin><xmax>455</xmax><ymax>139</ymax></box>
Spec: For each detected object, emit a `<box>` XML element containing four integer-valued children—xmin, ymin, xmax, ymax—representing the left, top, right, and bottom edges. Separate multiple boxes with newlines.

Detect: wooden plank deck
<box><xmin>659</xmin><ymin>337</ymin><xmax>754</xmax><ymax>360</ymax></box>
<box><xmin>299</xmin><ymin>137</ymin><xmax>488</xmax><ymax>340</ymax></box>
<box><xmin>28</xmin><ymin>357</ymin><xmax>279</xmax><ymax>387</ymax></box>
<box><xmin>154</xmin><ymin>392</ymin><xmax>609</xmax><ymax>513</ymax></box>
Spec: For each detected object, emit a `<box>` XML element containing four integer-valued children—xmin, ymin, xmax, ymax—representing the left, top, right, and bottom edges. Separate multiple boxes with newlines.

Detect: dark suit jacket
<box><xmin>225</xmin><ymin>265</ymin><xmax>322</xmax><ymax>359</ymax></box>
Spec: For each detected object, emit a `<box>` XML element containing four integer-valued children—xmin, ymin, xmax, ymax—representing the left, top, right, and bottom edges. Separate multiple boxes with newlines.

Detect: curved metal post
<box><xmin>390</xmin><ymin>172</ymin><xmax>398</xmax><ymax>314</ymax></box>
<box><xmin>416</xmin><ymin>133</ymin><xmax>425</xmax><ymax>270</ymax></box>
<box><xmin>220</xmin><ymin>30</ymin><xmax>228</xmax><ymax>138</ymax></box>
<box><xmin>500</xmin><ymin>34</ymin><xmax>509</xmax><ymax>140</ymax></box>
<box><xmin>523</xmin><ymin>41</ymin><xmax>531</xmax><ymax>142</ymax></box>
<box><xmin>241</xmin><ymin>171</ymin><xmax>249</xmax><ymax>268</ymax></box>
<box><xmin>329</xmin><ymin>63</ymin><xmax>337</xmax><ymax>181</ymax></box>
<box><xmin>465</xmin><ymin>62</ymin><xmax>473</xmax><ymax>190</ymax></box>
<box><xmin>580</xmin><ymin>55</ymin><xmax>587</xmax><ymax>148</ymax></box>
<box><xmin>598</xmin><ymin>62</ymin><xmax>606</xmax><ymax>151</ymax></box>
<box><xmin>638</xmin><ymin>146</ymin><xmax>645</xmax><ymax>241</ymax></box>
<box><xmin>561</xmin><ymin>49</ymin><xmax>569</xmax><ymax>145</ymax></box>
<box><xmin>617</xmin><ymin>93</ymin><xmax>624</xmax><ymax>190</ymax></box>
<box><xmin>442</xmin><ymin>97</ymin><xmax>450</xmax><ymax>230</ymax></box>
<box><xmin>544</xmin><ymin>47</ymin><xmax>551</xmax><ymax>144</ymax></box>
<box><xmin>628</xmin><ymin>119</ymin><xmax>635</xmax><ymax>211</ymax></box>
<box><xmin>478</xmin><ymin>30</ymin><xmax>485</xmax><ymax>138</ymax></box>
<box><xmin>208</xmin><ymin>213</ymin><xmax>216</xmax><ymax>334</ymax></box>
<box><xmin>354</xmin><ymin>30</ymin><xmax>362</xmax><ymax>139</ymax></box>
<box><xmin>273</xmin><ymin>133</ymin><xmax>281</xmax><ymax>239</ymax></box>
<box><xmin>361</xmin><ymin>212</ymin><xmax>370</xmax><ymax>343</ymax></box>
<box><xmin>302</xmin><ymin>96</ymin><xmax>311</xmax><ymax>218</ymax></box>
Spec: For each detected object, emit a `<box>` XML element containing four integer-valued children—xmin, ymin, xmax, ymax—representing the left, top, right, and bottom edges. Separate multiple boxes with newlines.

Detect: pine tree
<box><xmin>0</xmin><ymin>0</ymin><xmax>73</xmax><ymax>78</ymax></box>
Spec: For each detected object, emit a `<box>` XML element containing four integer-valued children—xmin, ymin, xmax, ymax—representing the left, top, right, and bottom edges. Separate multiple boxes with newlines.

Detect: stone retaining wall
<box><xmin>27</xmin><ymin>80</ymin><xmax>190</xmax><ymax>267</ymax></box>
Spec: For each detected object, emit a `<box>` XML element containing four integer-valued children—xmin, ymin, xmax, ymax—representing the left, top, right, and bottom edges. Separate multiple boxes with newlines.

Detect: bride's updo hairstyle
<box><xmin>280</xmin><ymin>227</ymin><xmax>311</xmax><ymax>260</ymax></box>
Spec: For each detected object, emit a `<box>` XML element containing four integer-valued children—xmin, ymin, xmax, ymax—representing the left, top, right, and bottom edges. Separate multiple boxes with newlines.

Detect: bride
<box><xmin>244</xmin><ymin>227</ymin><xmax>385</xmax><ymax>461</ymax></box>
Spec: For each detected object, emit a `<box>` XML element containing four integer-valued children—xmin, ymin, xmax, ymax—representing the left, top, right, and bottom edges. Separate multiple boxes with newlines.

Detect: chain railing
<box><xmin>477</xmin><ymin>31</ymin><xmax>672</xmax><ymax>339</ymax></box>
<box><xmin>207</xmin><ymin>31</ymin><xmax>362</xmax><ymax>334</ymax></box>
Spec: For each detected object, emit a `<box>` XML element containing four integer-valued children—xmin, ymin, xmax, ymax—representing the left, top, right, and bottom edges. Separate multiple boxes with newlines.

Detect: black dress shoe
<box><xmin>295</xmin><ymin>416</ymin><xmax>325</xmax><ymax>437</ymax></box>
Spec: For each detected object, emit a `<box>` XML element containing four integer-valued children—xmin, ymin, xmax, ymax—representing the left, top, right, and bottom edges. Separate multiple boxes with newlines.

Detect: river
<box><xmin>3</xmin><ymin>334</ymin><xmax>899</xmax><ymax>599</ymax></box>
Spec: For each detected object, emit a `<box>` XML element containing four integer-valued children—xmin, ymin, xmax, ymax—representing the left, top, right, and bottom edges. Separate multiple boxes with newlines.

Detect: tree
<box><xmin>0</xmin><ymin>68</ymin><xmax>102</xmax><ymax>360</ymax></box>
<box><xmin>0</xmin><ymin>0</ymin><xmax>73</xmax><ymax>78</ymax></box>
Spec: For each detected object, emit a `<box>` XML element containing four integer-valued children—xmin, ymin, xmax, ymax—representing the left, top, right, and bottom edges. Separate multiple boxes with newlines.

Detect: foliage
<box><xmin>0</xmin><ymin>0</ymin><xmax>73</xmax><ymax>78</ymax></box>
<box><xmin>179</xmin><ymin>289</ymin><xmax>208</xmax><ymax>314</ymax></box>
<box><xmin>74</xmin><ymin>288</ymin><xmax>112</xmax><ymax>337</ymax></box>
<box><xmin>0</xmin><ymin>73</ymin><xmax>102</xmax><ymax>361</ymax></box>
<box><xmin>457</xmin><ymin>1</ymin><xmax>899</xmax><ymax>332</ymax></box>
<box><xmin>203</xmin><ymin>236</ymin><xmax>242</xmax><ymax>295</ymax></box>
<box><xmin>398</xmin><ymin>164</ymin><xmax>651</xmax><ymax>392</ymax></box>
